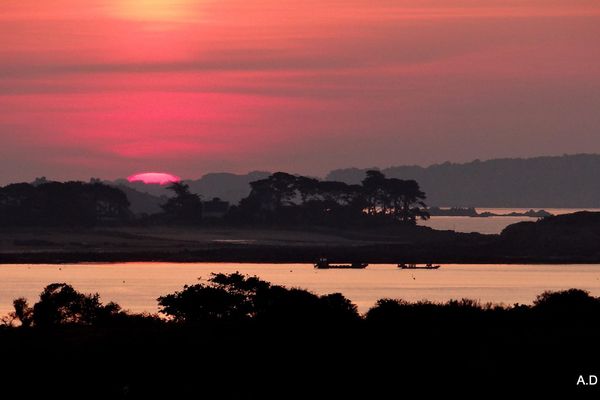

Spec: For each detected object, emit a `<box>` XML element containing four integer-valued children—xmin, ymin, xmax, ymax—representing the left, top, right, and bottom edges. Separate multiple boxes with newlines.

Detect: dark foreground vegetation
<box><xmin>1</xmin><ymin>273</ymin><xmax>599</xmax><ymax>398</ymax></box>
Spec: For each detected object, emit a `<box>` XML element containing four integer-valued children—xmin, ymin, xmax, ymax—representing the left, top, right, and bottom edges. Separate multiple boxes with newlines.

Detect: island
<box><xmin>427</xmin><ymin>206</ymin><xmax>553</xmax><ymax>218</ymax></box>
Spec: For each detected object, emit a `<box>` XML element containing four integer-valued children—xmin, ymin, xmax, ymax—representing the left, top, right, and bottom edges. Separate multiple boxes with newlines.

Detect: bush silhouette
<box><xmin>532</xmin><ymin>289</ymin><xmax>600</xmax><ymax>322</ymax></box>
<box><xmin>158</xmin><ymin>284</ymin><xmax>251</xmax><ymax>323</ymax></box>
<box><xmin>533</xmin><ymin>288</ymin><xmax>596</xmax><ymax>309</ymax></box>
<box><xmin>2</xmin><ymin>298</ymin><xmax>34</xmax><ymax>327</ymax></box>
<box><xmin>158</xmin><ymin>272</ymin><xmax>360</xmax><ymax>324</ymax></box>
<box><xmin>10</xmin><ymin>279</ymin><xmax>600</xmax><ymax>332</ymax></box>
<box><xmin>32</xmin><ymin>283</ymin><xmax>121</xmax><ymax>327</ymax></box>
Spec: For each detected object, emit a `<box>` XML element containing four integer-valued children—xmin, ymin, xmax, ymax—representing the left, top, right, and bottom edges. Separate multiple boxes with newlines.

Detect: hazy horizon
<box><xmin>1</xmin><ymin>152</ymin><xmax>598</xmax><ymax>185</ymax></box>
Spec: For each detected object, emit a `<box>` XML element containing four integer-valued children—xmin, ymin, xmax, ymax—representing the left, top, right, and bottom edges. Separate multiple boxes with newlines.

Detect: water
<box><xmin>419</xmin><ymin>208</ymin><xmax>600</xmax><ymax>234</ymax></box>
<box><xmin>420</xmin><ymin>216</ymin><xmax>529</xmax><ymax>234</ymax></box>
<box><xmin>2</xmin><ymin>263</ymin><xmax>600</xmax><ymax>316</ymax></box>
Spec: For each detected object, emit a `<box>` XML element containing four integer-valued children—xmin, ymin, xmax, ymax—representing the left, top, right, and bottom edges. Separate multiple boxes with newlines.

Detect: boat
<box><xmin>398</xmin><ymin>263</ymin><xmax>441</xmax><ymax>270</ymax></box>
<box><xmin>314</xmin><ymin>258</ymin><xmax>368</xmax><ymax>269</ymax></box>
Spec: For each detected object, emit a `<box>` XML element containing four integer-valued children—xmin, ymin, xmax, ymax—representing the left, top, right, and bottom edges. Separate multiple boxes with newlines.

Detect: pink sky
<box><xmin>1</xmin><ymin>0</ymin><xmax>600</xmax><ymax>183</ymax></box>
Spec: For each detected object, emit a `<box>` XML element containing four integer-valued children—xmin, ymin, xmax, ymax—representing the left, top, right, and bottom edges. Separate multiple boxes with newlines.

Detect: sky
<box><xmin>1</xmin><ymin>0</ymin><xmax>600</xmax><ymax>183</ymax></box>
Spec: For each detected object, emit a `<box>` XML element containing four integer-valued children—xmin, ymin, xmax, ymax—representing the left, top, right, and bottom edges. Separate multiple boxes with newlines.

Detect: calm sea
<box><xmin>2</xmin><ymin>262</ymin><xmax>600</xmax><ymax>316</ymax></box>
<box><xmin>419</xmin><ymin>207</ymin><xmax>600</xmax><ymax>234</ymax></box>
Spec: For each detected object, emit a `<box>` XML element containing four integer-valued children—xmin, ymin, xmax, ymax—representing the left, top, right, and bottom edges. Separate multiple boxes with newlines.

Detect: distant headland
<box><xmin>428</xmin><ymin>207</ymin><xmax>553</xmax><ymax>218</ymax></box>
<box><xmin>327</xmin><ymin>154</ymin><xmax>600</xmax><ymax>208</ymax></box>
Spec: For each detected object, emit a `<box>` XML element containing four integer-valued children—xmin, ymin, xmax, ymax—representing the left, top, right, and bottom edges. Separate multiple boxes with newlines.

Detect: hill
<box><xmin>326</xmin><ymin>154</ymin><xmax>600</xmax><ymax>207</ymax></box>
<box><xmin>499</xmin><ymin>211</ymin><xmax>600</xmax><ymax>258</ymax></box>
<box><xmin>111</xmin><ymin>184</ymin><xmax>166</xmax><ymax>215</ymax></box>
<box><xmin>112</xmin><ymin>171</ymin><xmax>271</xmax><ymax>205</ymax></box>
<box><xmin>184</xmin><ymin>171</ymin><xmax>270</xmax><ymax>203</ymax></box>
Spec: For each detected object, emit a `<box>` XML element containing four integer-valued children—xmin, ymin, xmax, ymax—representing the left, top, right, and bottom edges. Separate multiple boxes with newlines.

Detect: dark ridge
<box><xmin>327</xmin><ymin>154</ymin><xmax>600</xmax><ymax>207</ymax></box>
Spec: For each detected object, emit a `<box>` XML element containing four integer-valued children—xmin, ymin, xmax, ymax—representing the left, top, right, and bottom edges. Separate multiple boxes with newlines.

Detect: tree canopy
<box><xmin>0</xmin><ymin>181</ymin><xmax>131</xmax><ymax>226</ymax></box>
<box><xmin>230</xmin><ymin>170</ymin><xmax>429</xmax><ymax>226</ymax></box>
<box><xmin>157</xmin><ymin>272</ymin><xmax>359</xmax><ymax>324</ymax></box>
<box><xmin>160</xmin><ymin>182</ymin><xmax>203</xmax><ymax>224</ymax></box>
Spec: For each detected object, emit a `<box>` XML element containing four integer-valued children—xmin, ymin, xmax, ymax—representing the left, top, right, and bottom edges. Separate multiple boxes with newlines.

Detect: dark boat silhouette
<box><xmin>398</xmin><ymin>263</ymin><xmax>441</xmax><ymax>270</ymax></box>
<box><xmin>314</xmin><ymin>258</ymin><xmax>368</xmax><ymax>269</ymax></box>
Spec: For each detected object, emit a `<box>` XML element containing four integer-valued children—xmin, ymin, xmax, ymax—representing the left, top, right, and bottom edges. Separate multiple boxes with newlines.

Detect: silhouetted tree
<box><xmin>0</xmin><ymin>181</ymin><xmax>130</xmax><ymax>226</ymax></box>
<box><xmin>158</xmin><ymin>272</ymin><xmax>360</xmax><ymax>324</ymax></box>
<box><xmin>161</xmin><ymin>182</ymin><xmax>203</xmax><ymax>223</ymax></box>
<box><xmin>158</xmin><ymin>283</ymin><xmax>251</xmax><ymax>323</ymax></box>
<box><xmin>89</xmin><ymin>182</ymin><xmax>131</xmax><ymax>222</ymax></box>
<box><xmin>316</xmin><ymin>292</ymin><xmax>359</xmax><ymax>322</ymax></box>
<box><xmin>2</xmin><ymin>298</ymin><xmax>34</xmax><ymax>327</ymax></box>
<box><xmin>362</xmin><ymin>170</ymin><xmax>387</xmax><ymax>216</ymax></box>
<box><xmin>158</xmin><ymin>272</ymin><xmax>272</xmax><ymax>323</ymax></box>
<box><xmin>13</xmin><ymin>298</ymin><xmax>34</xmax><ymax>328</ymax></box>
<box><xmin>361</xmin><ymin>170</ymin><xmax>429</xmax><ymax>224</ymax></box>
<box><xmin>231</xmin><ymin>170</ymin><xmax>429</xmax><ymax>226</ymax></box>
<box><xmin>32</xmin><ymin>283</ymin><xmax>121</xmax><ymax>327</ymax></box>
<box><xmin>532</xmin><ymin>289</ymin><xmax>600</xmax><ymax>322</ymax></box>
<box><xmin>32</xmin><ymin>176</ymin><xmax>51</xmax><ymax>187</ymax></box>
<box><xmin>237</xmin><ymin>172</ymin><xmax>298</xmax><ymax>223</ymax></box>
<box><xmin>386</xmin><ymin>178</ymin><xmax>429</xmax><ymax>224</ymax></box>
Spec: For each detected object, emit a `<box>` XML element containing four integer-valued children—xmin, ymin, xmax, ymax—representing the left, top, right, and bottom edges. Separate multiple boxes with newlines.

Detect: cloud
<box><xmin>1</xmin><ymin>0</ymin><xmax>600</xmax><ymax>183</ymax></box>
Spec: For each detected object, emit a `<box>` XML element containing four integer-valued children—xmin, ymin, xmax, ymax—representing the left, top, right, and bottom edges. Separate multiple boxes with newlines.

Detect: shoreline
<box><xmin>3</xmin><ymin>215</ymin><xmax>600</xmax><ymax>265</ymax></box>
<box><xmin>3</xmin><ymin>246</ymin><xmax>600</xmax><ymax>265</ymax></box>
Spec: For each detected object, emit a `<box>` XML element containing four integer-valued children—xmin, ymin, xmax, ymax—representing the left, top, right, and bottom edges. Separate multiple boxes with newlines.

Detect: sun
<box><xmin>113</xmin><ymin>0</ymin><xmax>197</xmax><ymax>22</ymax></box>
<box><xmin>128</xmin><ymin>172</ymin><xmax>181</xmax><ymax>185</ymax></box>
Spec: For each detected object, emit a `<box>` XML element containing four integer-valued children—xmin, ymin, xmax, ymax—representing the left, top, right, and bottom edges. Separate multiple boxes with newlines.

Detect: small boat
<box><xmin>314</xmin><ymin>258</ymin><xmax>368</xmax><ymax>269</ymax></box>
<box><xmin>398</xmin><ymin>263</ymin><xmax>441</xmax><ymax>270</ymax></box>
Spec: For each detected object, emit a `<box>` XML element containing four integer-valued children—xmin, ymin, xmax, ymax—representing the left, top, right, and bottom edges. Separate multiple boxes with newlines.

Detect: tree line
<box><xmin>4</xmin><ymin>272</ymin><xmax>599</xmax><ymax>328</ymax></box>
<box><xmin>227</xmin><ymin>170</ymin><xmax>429</xmax><ymax>226</ymax></box>
<box><xmin>0</xmin><ymin>181</ymin><xmax>130</xmax><ymax>226</ymax></box>
<box><xmin>0</xmin><ymin>170</ymin><xmax>429</xmax><ymax>227</ymax></box>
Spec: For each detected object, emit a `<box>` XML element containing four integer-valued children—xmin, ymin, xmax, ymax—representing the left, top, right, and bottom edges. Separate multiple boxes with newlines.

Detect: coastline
<box><xmin>4</xmin><ymin>245</ymin><xmax>600</xmax><ymax>265</ymax></box>
<box><xmin>4</xmin><ymin>213</ymin><xmax>600</xmax><ymax>264</ymax></box>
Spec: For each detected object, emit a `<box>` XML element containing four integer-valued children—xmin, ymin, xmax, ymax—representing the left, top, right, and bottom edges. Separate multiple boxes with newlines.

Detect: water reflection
<box><xmin>420</xmin><ymin>216</ymin><xmax>531</xmax><ymax>234</ymax></box>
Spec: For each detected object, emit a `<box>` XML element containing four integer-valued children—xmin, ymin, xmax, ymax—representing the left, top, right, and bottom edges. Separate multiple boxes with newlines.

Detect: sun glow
<box><xmin>113</xmin><ymin>0</ymin><xmax>198</xmax><ymax>21</ymax></box>
<box><xmin>128</xmin><ymin>172</ymin><xmax>181</xmax><ymax>185</ymax></box>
